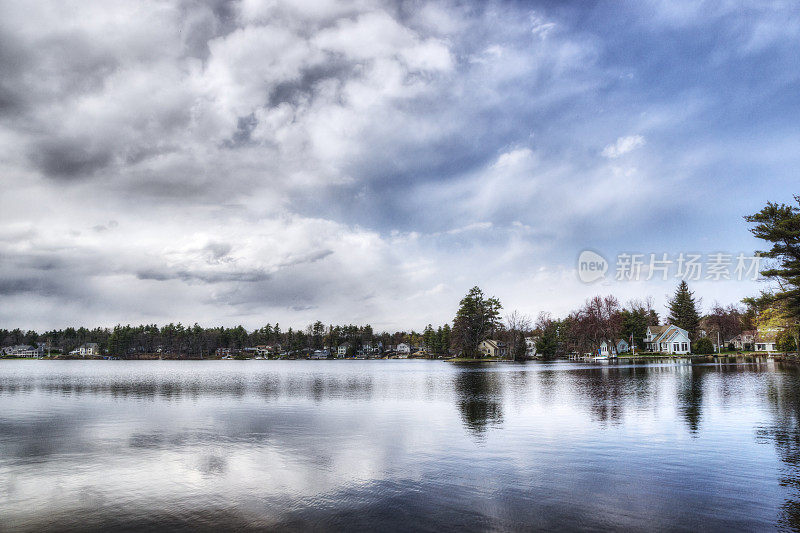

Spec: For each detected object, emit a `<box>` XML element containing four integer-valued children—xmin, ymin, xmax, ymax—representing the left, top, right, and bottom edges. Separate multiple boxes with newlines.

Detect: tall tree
<box><xmin>440</xmin><ymin>324</ymin><xmax>451</xmax><ymax>356</ymax></box>
<box><xmin>703</xmin><ymin>303</ymin><xmax>742</xmax><ymax>347</ymax></box>
<box><xmin>451</xmin><ymin>286</ymin><xmax>503</xmax><ymax>358</ymax></box>
<box><xmin>534</xmin><ymin>312</ymin><xmax>559</xmax><ymax>359</ymax></box>
<box><xmin>620</xmin><ymin>298</ymin><xmax>656</xmax><ymax>350</ymax></box>
<box><xmin>745</xmin><ymin>197</ymin><xmax>800</xmax><ymax>353</ymax></box>
<box><xmin>578</xmin><ymin>295</ymin><xmax>623</xmax><ymax>353</ymax></box>
<box><xmin>505</xmin><ymin>310</ymin><xmax>532</xmax><ymax>361</ymax></box>
<box><xmin>668</xmin><ymin>281</ymin><xmax>701</xmax><ymax>339</ymax></box>
<box><xmin>423</xmin><ymin>324</ymin><xmax>435</xmax><ymax>356</ymax></box>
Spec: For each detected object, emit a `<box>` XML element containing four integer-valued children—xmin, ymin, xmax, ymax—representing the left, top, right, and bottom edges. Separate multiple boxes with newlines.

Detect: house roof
<box><xmin>755</xmin><ymin>330</ymin><xmax>778</xmax><ymax>343</ymax></box>
<box><xmin>651</xmin><ymin>324</ymin><xmax>689</xmax><ymax>345</ymax></box>
<box><xmin>481</xmin><ymin>339</ymin><xmax>506</xmax><ymax>349</ymax></box>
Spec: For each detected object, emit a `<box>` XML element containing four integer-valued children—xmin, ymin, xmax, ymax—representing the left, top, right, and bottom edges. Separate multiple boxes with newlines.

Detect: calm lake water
<box><xmin>1</xmin><ymin>358</ymin><xmax>800</xmax><ymax>531</ymax></box>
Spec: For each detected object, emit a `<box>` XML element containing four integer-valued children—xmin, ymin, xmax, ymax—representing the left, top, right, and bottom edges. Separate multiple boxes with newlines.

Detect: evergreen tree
<box><xmin>441</xmin><ymin>324</ymin><xmax>451</xmax><ymax>356</ymax></box>
<box><xmin>668</xmin><ymin>281</ymin><xmax>701</xmax><ymax>339</ymax></box>
<box><xmin>621</xmin><ymin>309</ymin><xmax>649</xmax><ymax>350</ymax></box>
<box><xmin>535</xmin><ymin>318</ymin><xmax>559</xmax><ymax>359</ymax></box>
<box><xmin>451</xmin><ymin>286</ymin><xmax>502</xmax><ymax>358</ymax></box>
<box><xmin>746</xmin><ymin>197</ymin><xmax>800</xmax><ymax>353</ymax></box>
<box><xmin>423</xmin><ymin>324</ymin><xmax>435</xmax><ymax>356</ymax></box>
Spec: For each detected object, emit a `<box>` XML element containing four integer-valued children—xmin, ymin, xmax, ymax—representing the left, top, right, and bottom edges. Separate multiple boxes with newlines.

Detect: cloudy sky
<box><xmin>1</xmin><ymin>0</ymin><xmax>798</xmax><ymax>331</ymax></box>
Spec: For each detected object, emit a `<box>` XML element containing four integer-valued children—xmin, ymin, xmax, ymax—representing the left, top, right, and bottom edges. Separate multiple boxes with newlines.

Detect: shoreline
<box><xmin>2</xmin><ymin>354</ymin><xmax>785</xmax><ymax>363</ymax></box>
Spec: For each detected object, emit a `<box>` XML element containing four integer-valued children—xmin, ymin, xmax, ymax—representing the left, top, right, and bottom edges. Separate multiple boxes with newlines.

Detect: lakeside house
<box><xmin>254</xmin><ymin>344</ymin><xmax>280</xmax><ymax>357</ymax></box>
<box><xmin>337</xmin><ymin>342</ymin><xmax>352</xmax><ymax>356</ymax></box>
<box><xmin>755</xmin><ymin>330</ymin><xmax>778</xmax><ymax>352</ymax></box>
<box><xmin>69</xmin><ymin>343</ymin><xmax>100</xmax><ymax>357</ymax></box>
<box><xmin>396</xmin><ymin>343</ymin><xmax>411</xmax><ymax>355</ymax></box>
<box><xmin>599</xmin><ymin>339</ymin><xmax>630</xmax><ymax>357</ymax></box>
<box><xmin>525</xmin><ymin>336</ymin><xmax>539</xmax><ymax>358</ymax></box>
<box><xmin>309</xmin><ymin>349</ymin><xmax>330</xmax><ymax>359</ymax></box>
<box><xmin>645</xmin><ymin>325</ymin><xmax>691</xmax><ymax>354</ymax></box>
<box><xmin>478</xmin><ymin>339</ymin><xmax>508</xmax><ymax>358</ymax></box>
<box><xmin>729</xmin><ymin>330</ymin><xmax>756</xmax><ymax>350</ymax></box>
<box><xmin>2</xmin><ymin>344</ymin><xmax>45</xmax><ymax>357</ymax></box>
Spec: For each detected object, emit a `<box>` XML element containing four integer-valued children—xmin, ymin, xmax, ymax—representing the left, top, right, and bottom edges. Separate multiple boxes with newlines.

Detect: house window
<box><xmin>682</xmin><ymin>343</ymin><xmax>687</xmax><ymax>351</ymax></box>
<box><xmin>673</xmin><ymin>343</ymin><xmax>679</xmax><ymax>352</ymax></box>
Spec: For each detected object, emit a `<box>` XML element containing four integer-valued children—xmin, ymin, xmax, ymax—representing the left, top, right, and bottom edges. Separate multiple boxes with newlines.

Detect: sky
<box><xmin>1</xmin><ymin>0</ymin><xmax>798</xmax><ymax>332</ymax></box>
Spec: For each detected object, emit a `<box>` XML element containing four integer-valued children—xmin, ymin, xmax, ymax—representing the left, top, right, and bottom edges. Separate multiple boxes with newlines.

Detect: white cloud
<box><xmin>601</xmin><ymin>135</ymin><xmax>646</xmax><ymax>158</ymax></box>
<box><xmin>0</xmin><ymin>0</ymin><xmax>786</xmax><ymax>331</ymax></box>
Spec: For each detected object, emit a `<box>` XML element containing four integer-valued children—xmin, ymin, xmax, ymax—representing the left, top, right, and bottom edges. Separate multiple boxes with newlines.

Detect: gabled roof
<box><xmin>651</xmin><ymin>324</ymin><xmax>689</xmax><ymax>345</ymax></box>
<box><xmin>649</xmin><ymin>325</ymin><xmax>669</xmax><ymax>335</ymax></box>
<box><xmin>755</xmin><ymin>330</ymin><xmax>778</xmax><ymax>343</ymax></box>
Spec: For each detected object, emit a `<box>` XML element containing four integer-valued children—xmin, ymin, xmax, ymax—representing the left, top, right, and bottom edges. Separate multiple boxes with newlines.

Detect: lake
<box><xmin>1</xmin><ymin>358</ymin><xmax>799</xmax><ymax>531</ymax></box>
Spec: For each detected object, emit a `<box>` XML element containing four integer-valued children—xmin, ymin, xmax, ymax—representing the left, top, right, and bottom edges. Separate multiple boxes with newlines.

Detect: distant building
<box><xmin>616</xmin><ymin>339</ymin><xmax>630</xmax><ymax>354</ymax></box>
<box><xmin>645</xmin><ymin>325</ymin><xmax>690</xmax><ymax>354</ymax></box>
<box><xmin>3</xmin><ymin>344</ymin><xmax>44</xmax><ymax>357</ymax></box>
<box><xmin>259</xmin><ymin>344</ymin><xmax>281</xmax><ymax>356</ymax></box>
<box><xmin>730</xmin><ymin>330</ymin><xmax>756</xmax><ymax>350</ymax></box>
<box><xmin>69</xmin><ymin>343</ymin><xmax>100</xmax><ymax>357</ymax></box>
<box><xmin>337</xmin><ymin>342</ymin><xmax>352</xmax><ymax>356</ymax></box>
<box><xmin>755</xmin><ymin>330</ymin><xmax>778</xmax><ymax>352</ymax></box>
<box><xmin>525</xmin><ymin>336</ymin><xmax>539</xmax><ymax>358</ymax></box>
<box><xmin>599</xmin><ymin>339</ymin><xmax>630</xmax><ymax>357</ymax></box>
<box><xmin>216</xmin><ymin>347</ymin><xmax>232</xmax><ymax>357</ymax></box>
<box><xmin>478</xmin><ymin>339</ymin><xmax>508</xmax><ymax>358</ymax></box>
<box><xmin>310</xmin><ymin>349</ymin><xmax>330</xmax><ymax>359</ymax></box>
<box><xmin>396</xmin><ymin>343</ymin><xmax>411</xmax><ymax>354</ymax></box>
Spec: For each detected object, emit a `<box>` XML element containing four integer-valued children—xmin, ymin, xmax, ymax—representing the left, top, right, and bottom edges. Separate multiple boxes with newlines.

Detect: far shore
<box><xmin>1</xmin><ymin>353</ymin><xmax>785</xmax><ymax>362</ymax></box>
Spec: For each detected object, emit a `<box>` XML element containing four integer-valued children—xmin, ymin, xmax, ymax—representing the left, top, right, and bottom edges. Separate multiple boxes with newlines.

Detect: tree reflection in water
<box><xmin>677</xmin><ymin>364</ymin><xmax>706</xmax><ymax>435</ymax></box>
<box><xmin>760</xmin><ymin>364</ymin><xmax>800</xmax><ymax>529</ymax></box>
<box><xmin>453</xmin><ymin>366</ymin><xmax>504</xmax><ymax>440</ymax></box>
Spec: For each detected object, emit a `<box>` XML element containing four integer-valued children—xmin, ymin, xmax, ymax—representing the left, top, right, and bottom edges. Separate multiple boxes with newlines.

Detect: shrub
<box><xmin>693</xmin><ymin>337</ymin><xmax>715</xmax><ymax>354</ymax></box>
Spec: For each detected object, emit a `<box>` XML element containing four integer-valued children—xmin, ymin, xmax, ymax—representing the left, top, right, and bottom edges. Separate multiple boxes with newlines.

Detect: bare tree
<box><xmin>505</xmin><ymin>310</ymin><xmax>532</xmax><ymax>360</ymax></box>
<box><xmin>573</xmin><ymin>295</ymin><xmax>623</xmax><ymax>354</ymax></box>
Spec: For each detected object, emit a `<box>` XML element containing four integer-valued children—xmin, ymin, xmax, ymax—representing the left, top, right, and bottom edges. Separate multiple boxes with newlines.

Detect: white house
<box><xmin>3</xmin><ymin>344</ymin><xmax>44</xmax><ymax>357</ymax></box>
<box><xmin>755</xmin><ymin>330</ymin><xmax>778</xmax><ymax>352</ymax></box>
<box><xmin>396</xmin><ymin>343</ymin><xmax>411</xmax><ymax>354</ymax></box>
<box><xmin>69</xmin><ymin>342</ymin><xmax>100</xmax><ymax>357</ymax></box>
<box><xmin>645</xmin><ymin>325</ymin><xmax>691</xmax><ymax>354</ymax></box>
<box><xmin>525</xmin><ymin>336</ymin><xmax>539</xmax><ymax>358</ymax></box>
<box><xmin>309</xmin><ymin>349</ymin><xmax>330</xmax><ymax>359</ymax></box>
<box><xmin>337</xmin><ymin>342</ymin><xmax>352</xmax><ymax>357</ymax></box>
<box><xmin>599</xmin><ymin>339</ymin><xmax>630</xmax><ymax>357</ymax></box>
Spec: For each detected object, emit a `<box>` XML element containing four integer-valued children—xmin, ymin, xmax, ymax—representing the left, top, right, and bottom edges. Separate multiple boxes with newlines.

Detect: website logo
<box><xmin>577</xmin><ymin>250</ymin><xmax>608</xmax><ymax>283</ymax></box>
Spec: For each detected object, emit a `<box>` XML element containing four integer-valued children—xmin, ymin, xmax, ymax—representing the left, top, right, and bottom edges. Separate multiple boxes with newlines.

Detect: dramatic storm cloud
<box><xmin>1</xmin><ymin>0</ymin><xmax>798</xmax><ymax>330</ymax></box>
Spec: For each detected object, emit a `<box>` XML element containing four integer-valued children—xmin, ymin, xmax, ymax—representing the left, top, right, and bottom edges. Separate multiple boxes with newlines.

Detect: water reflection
<box><xmin>677</xmin><ymin>364</ymin><xmax>706</xmax><ymax>435</ymax></box>
<box><xmin>0</xmin><ymin>358</ymin><xmax>796</xmax><ymax>531</ymax></box>
<box><xmin>759</xmin><ymin>363</ymin><xmax>800</xmax><ymax>529</ymax></box>
<box><xmin>453</xmin><ymin>366</ymin><xmax>504</xmax><ymax>438</ymax></box>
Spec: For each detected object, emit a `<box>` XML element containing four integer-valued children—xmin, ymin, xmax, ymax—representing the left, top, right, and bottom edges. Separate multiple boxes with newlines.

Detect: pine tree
<box><xmin>423</xmin><ymin>324</ymin><xmax>435</xmax><ymax>356</ymax></box>
<box><xmin>441</xmin><ymin>324</ymin><xmax>451</xmax><ymax>356</ymax></box>
<box><xmin>451</xmin><ymin>286</ymin><xmax>502</xmax><ymax>357</ymax></box>
<box><xmin>746</xmin><ymin>197</ymin><xmax>800</xmax><ymax>354</ymax></box>
<box><xmin>668</xmin><ymin>281</ymin><xmax>700</xmax><ymax>339</ymax></box>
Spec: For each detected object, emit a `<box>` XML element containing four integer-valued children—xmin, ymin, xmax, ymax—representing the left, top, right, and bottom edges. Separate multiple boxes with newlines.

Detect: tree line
<box><xmin>0</xmin><ymin>322</ymin><xmax>442</xmax><ymax>358</ymax></box>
